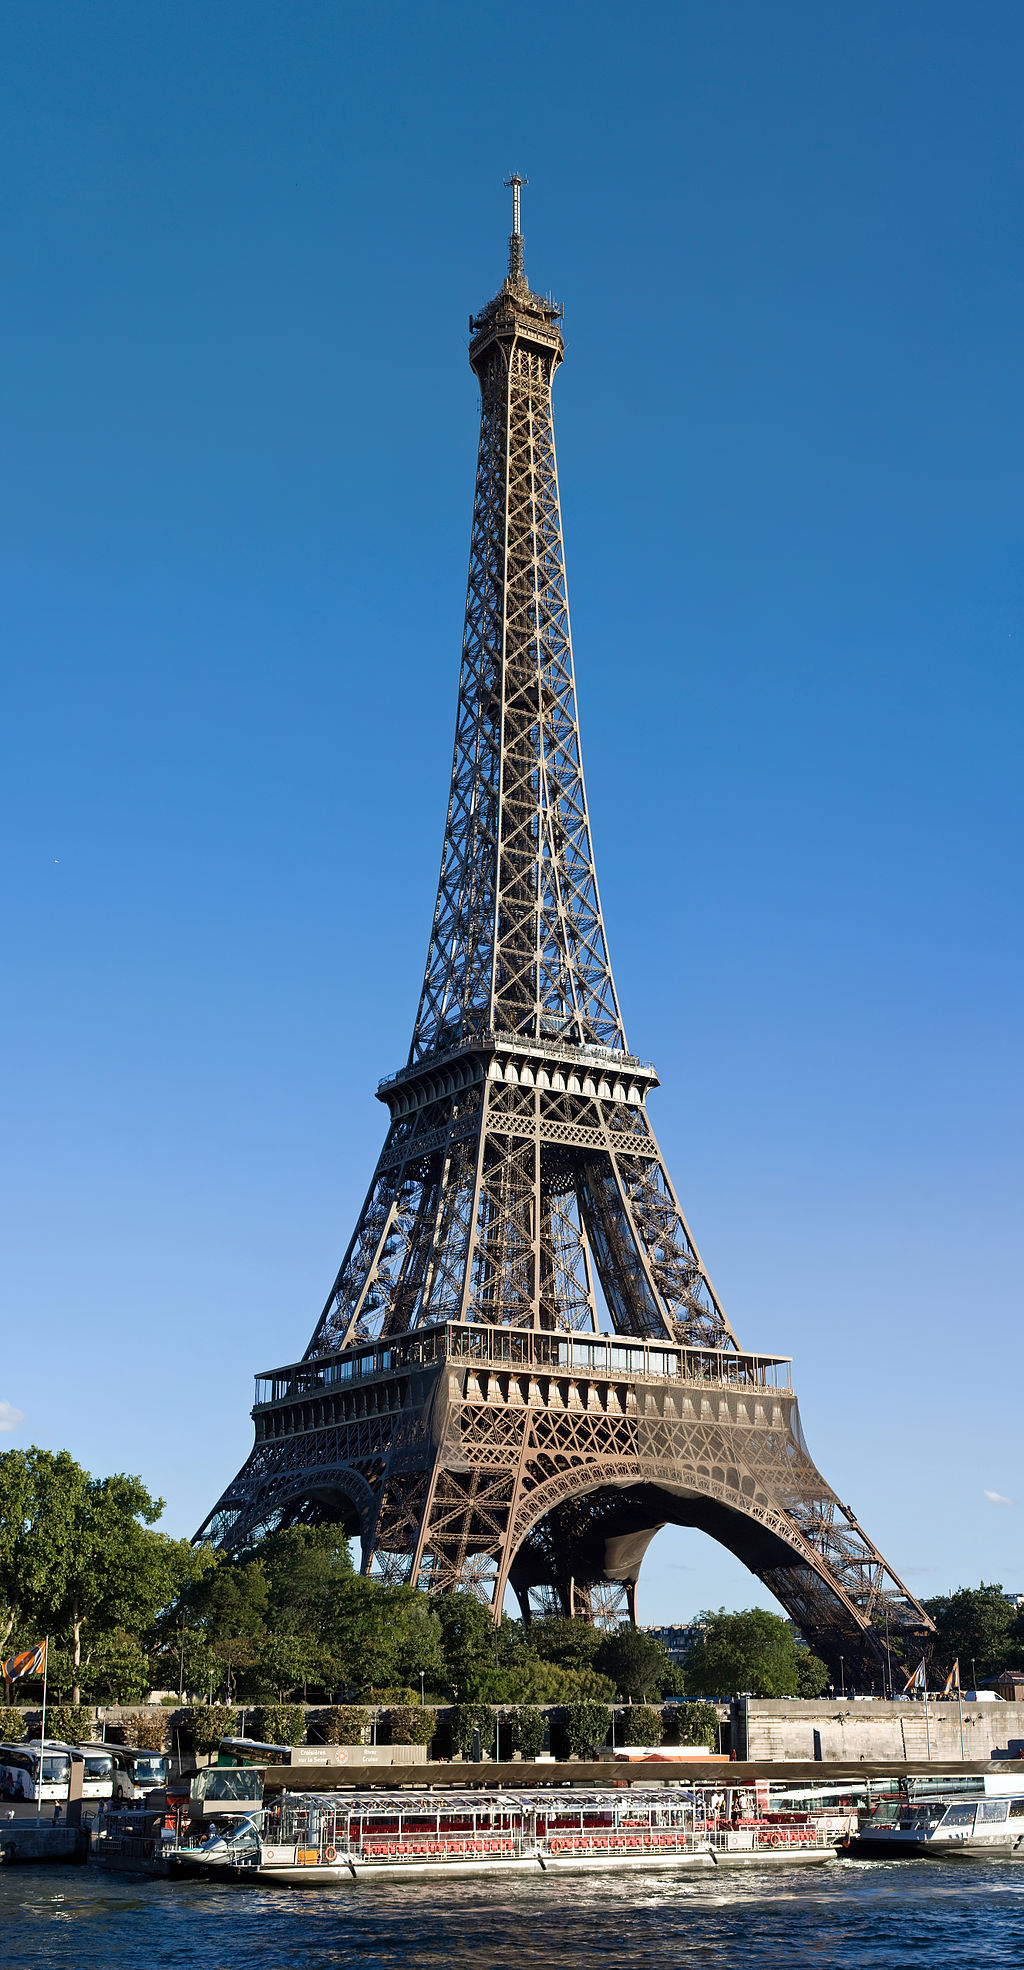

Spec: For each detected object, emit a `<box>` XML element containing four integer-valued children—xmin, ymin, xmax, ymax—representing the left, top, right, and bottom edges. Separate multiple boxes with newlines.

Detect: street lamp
<box><xmin>840</xmin><ymin>1657</ymin><xmax>845</xmax><ymax>1699</ymax></box>
<box><xmin>419</xmin><ymin>1670</ymin><xmax>425</xmax><ymax>1707</ymax></box>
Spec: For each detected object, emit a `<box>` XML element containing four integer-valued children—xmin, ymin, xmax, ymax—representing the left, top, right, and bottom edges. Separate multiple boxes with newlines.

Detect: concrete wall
<box><xmin>734</xmin><ymin>1697</ymin><xmax>1024</xmax><ymax>1763</ymax></box>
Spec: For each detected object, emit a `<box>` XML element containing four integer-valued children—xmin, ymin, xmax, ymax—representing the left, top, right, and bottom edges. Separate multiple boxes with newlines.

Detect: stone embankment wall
<box><xmin>734</xmin><ymin>1698</ymin><xmax>1024</xmax><ymax>1763</ymax></box>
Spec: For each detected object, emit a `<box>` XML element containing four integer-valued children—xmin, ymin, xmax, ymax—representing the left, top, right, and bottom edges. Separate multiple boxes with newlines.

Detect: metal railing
<box><xmin>254</xmin><ymin>1324</ymin><xmax>792</xmax><ymax>1409</ymax></box>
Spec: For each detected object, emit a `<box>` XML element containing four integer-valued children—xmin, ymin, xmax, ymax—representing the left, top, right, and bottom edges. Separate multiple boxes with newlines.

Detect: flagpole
<box><xmin>37</xmin><ymin>1638</ymin><xmax>48</xmax><ymax>1824</ymax></box>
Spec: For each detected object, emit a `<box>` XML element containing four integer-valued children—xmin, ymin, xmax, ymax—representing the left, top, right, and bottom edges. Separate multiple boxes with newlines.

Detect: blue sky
<box><xmin>2</xmin><ymin>2</ymin><xmax>1021</xmax><ymax>1626</ymax></box>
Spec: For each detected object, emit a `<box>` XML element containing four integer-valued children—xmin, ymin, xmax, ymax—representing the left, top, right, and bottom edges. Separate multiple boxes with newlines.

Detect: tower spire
<box><xmin>504</xmin><ymin>171</ymin><xmax>527</xmax><ymax>283</ymax></box>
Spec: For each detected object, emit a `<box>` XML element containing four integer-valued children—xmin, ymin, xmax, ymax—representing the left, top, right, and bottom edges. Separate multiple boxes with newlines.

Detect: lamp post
<box><xmin>840</xmin><ymin>1657</ymin><xmax>845</xmax><ymax>1699</ymax></box>
<box><xmin>419</xmin><ymin>1670</ymin><xmax>425</xmax><ymax>1707</ymax></box>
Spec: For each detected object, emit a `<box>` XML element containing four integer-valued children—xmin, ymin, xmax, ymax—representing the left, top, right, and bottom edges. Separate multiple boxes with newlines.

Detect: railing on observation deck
<box><xmin>253</xmin><ymin>1324</ymin><xmax>792</xmax><ymax>1410</ymax></box>
<box><xmin>378</xmin><ymin>1028</ymin><xmax>657</xmax><ymax>1095</ymax></box>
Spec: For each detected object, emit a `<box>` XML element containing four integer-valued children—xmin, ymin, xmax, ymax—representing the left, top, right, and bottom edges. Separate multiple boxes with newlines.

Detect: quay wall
<box><xmin>734</xmin><ymin>1698</ymin><xmax>1024</xmax><ymax>1764</ymax></box>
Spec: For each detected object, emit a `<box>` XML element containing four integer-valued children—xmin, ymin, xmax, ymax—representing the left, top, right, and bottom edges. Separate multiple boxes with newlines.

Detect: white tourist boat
<box><xmin>852</xmin><ymin>1774</ymin><xmax>1024</xmax><ymax>1859</ymax></box>
<box><xmin>166</xmin><ymin>1786</ymin><xmax>838</xmax><ymax>1882</ymax></box>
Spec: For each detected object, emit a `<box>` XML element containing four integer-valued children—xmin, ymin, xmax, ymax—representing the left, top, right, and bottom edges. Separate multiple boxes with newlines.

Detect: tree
<box><xmin>530</xmin><ymin>1619</ymin><xmax>604</xmax><ymax>1673</ymax></box>
<box><xmin>554</xmin><ymin>1699</ymin><xmax>611</xmax><ymax>1758</ymax></box>
<box><xmin>922</xmin><ymin>1585</ymin><xmax>1020</xmax><ymax>1682</ymax></box>
<box><xmin>0</xmin><ymin>1448</ymin><xmax>211</xmax><ymax>1700</ymax></box>
<box><xmin>684</xmin><ymin>1608</ymin><xmax>822</xmax><ymax>1699</ymax></box>
<box><xmin>795</xmin><ymin>1649</ymin><xmax>830</xmax><ymax>1697</ymax></box>
<box><xmin>596</xmin><ymin>1629</ymin><xmax>673</xmax><ymax>1701</ymax></box>
<box><xmin>665</xmin><ymin>1700</ymin><xmax>721</xmax><ymax>1750</ymax></box>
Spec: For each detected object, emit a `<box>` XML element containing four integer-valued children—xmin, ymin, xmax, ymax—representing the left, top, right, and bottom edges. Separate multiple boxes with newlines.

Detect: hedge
<box><xmin>179</xmin><ymin>1705</ymin><xmax>240</xmax><ymax>1754</ymax></box>
<box><xmin>113</xmin><ymin>1713</ymin><xmax>168</xmax><ymax>1751</ymax></box>
<box><xmin>552</xmin><ymin>1700</ymin><xmax>611</xmax><ymax>1759</ymax></box>
<box><xmin>617</xmin><ymin>1704</ymin><xmax>664</xmax><ymax>1746</ymax></box>
<box><xmin>45</xmin><ymin>1705</ymin><xmax>95</xmax><ymax>1745</ymax></box>
<box><xmin>385</xmin><ymin>1705</ymin><xmax>437</xmax><ymax>1746</ymax></box>
<box><xmin>663</xmin><ymin>1700</ymin><xmax>721</xmax><ymax>1750</ymax></box>
<box><xmin>0</xmin><ymin>1707</ymin><xmax>26</xmax><ymax>1742</ymax></box>
<box><xmin>252</xmin><ymin>1704</ymin><xmax>307</xmax><ymax>1747</ymax></box>
<box><xmin>445</xmin><ymin>1703</ymin><xmax>496</xmax><ymax>1759</ymax></box>
<box><xmin>318</xmin><ymin>1706</ymin><xmax>369</xmax><ymax>1745</ymax></box>
<box><xmin>508</xmin><ymin>1707</ymin><xmax>546</xmax><ymax>1759</ymax></box>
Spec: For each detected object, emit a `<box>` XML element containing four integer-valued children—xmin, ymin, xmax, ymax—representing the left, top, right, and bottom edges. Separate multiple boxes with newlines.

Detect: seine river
<box><xmin>2</xmin><ymin>1862</ymin><xmax>1023</xmax><ymax>1969</ymax></box>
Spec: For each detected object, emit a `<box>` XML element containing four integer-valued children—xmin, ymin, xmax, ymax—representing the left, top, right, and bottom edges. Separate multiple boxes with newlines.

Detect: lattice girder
<box><xmin>197</xmin><ymin>198</ymin><xmax>935</xmax><ymax>1681</ymax></box>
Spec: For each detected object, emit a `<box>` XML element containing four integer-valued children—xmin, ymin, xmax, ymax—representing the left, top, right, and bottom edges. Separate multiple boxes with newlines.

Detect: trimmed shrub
<box><xmin>116</xmin><ymin>1712</ymin><xmax>168</xmax><ymax>1751</ymax></box>
<box><xmin>662</xmin><ymin>1700</ymin><xmax>720</xmax><ymax>1750</ymax></box>
<box><xmin>361</xmin><ymin>1687</ymin><xmax>419</xmax><ymax>1706</ymax></box>
<box><xmin>253</xmin><ymin>1704</ymin><xmax>307</xmax><ymax>1747</ymax></box>
<box><xmin>385</xmin><ymin>1705</ymin><xmax>437</xmax><ymax>1746</ymax></box>
<box><xmin>179</xmin><ymin>1705</ymin><xmax>239</xmax><ymax>1754</ymax></box>
<box><xmin>508</xmin><ymin>1707</ymin><xmax>546</xmax><ymax>1759</ymax></box>
<box><xmin>617</xmin><ymin>1704</ymin><xmax>664</xmax><ymax>1746</ymax></box>
<box><xmin>46</xmin><ymin>1705</ymin><xmax>95</xmax><ymax>1745</ymax></box>
<box><xmin>552</xmin><ymin>1700</ymin><xmax>611</xmax><ymax>1760</ymax></box>
<box><xmin>318</xmin><ymin>1706</ymin><xmax>369</xmax><ymax>1745</ymax></box>
<box><xmin>446</xmin><ymin>1703</ymin><xmax>496</xmax><ymax>1759</ymax></box>
<box><xmin>0</xmin><ymin>1707</ymin><xmax>26</xmax><ymax>1742</ymax></box>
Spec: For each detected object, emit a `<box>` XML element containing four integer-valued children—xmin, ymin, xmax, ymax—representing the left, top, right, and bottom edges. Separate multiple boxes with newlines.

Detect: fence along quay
<box><xmin>164</xmin><ymin>1783</ymin><xmax>843</xmax><ymax>1881</ymax></box>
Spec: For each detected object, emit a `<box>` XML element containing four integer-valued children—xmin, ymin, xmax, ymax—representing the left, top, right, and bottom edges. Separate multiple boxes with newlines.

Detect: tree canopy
<box><xmin>683</xmin><ymin>1608</ymin><xmax>830</xmax><ymax>1699</ymax></box>
<box><xmin>0</xmin><ymin>1446</ymin><xmax>210</xmax><ymax>1699</ymax></box>
<box><xmin>922</xmin><ymin>1584</ymin><xmax>1023</xmax><ymax>1682</ymax></box>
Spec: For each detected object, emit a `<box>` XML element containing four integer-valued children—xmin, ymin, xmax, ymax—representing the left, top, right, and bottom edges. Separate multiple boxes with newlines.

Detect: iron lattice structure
<box><xmin>199</xmin><ymin>185</ymin><xmax>934</xmax><ymax>1681</ymax></box>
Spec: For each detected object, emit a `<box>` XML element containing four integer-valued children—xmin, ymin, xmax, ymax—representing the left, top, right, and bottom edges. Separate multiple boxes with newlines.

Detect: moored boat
<box><xmin>851</xmin><ymin>1774</ymin><xmax>1024</xmax><ymax>1859</ymax></box>
<box><xmin>165</xmin><ymin>1785</ymin><xmax>838</xmax><ymax>1882</ymax></box>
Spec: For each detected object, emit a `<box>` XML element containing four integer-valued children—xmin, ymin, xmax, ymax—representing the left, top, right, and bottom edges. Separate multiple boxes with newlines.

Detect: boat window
<box><xmin>192</xmin><ymin>1768</ymin><xmax>264</xmax><ymax>1802</ymax></box>
<box><xmin>1010</xmin><ymin>1799</ymin><xmax>1024</xmax><ymax>1818</ymax></box>
<box><xmin>978</xmin><ymin>1799</ymin><xmax>1009</xmax><ymax>1822</ymax></box>
<box><xmin>938</xmin><ymin>1803</ymin><xmax>976</xmax><ymax>1827</ymax></box>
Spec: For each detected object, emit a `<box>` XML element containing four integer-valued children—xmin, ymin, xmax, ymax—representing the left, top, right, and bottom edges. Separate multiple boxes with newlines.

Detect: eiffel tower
<box><xmin>198</xmin><ymin>181</ymin><xmax>933</xmax><ymax>1681</ymax></box>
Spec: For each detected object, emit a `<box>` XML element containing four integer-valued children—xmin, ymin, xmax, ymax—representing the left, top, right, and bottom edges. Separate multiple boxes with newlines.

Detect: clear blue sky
<box><xmin>2</xmin><ymin>2</ymin><xmax>1021</xmax><ymax>1626</ymax></box>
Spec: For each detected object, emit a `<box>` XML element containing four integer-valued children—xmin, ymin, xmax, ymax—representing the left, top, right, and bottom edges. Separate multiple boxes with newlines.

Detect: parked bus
<box><xmin>0</xmin><ymin>1741</ymin><xmax>75</xmax><ymax>1803</ymax></box>
<box><xmin>103</xmin><ymin>1744</ymin><xmax>169</xmax><ymax>1801</ymax></box>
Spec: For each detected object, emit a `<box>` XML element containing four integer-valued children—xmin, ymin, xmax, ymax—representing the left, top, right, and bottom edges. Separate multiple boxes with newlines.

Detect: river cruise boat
<box><xmin>166</xmin><ymin>1785</ymin><xmax>839</xmax><ymax>1882</ymax></box>
<box><xmin>852</xmin><ymin>1774</ymin><xmax>1024</xmax><ymax>1859</ymax></box>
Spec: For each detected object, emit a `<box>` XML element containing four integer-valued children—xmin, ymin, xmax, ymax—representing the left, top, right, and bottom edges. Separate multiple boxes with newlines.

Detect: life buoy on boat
<box><xmin>324</xmin><ymin>1847</ymin><xmax>337</xmax><ymax>1864</ymax></box>
<box><xmin>767</xmin><ymin>1831</ymin><xmax>781</xmax><ymax>1847</ymax></box>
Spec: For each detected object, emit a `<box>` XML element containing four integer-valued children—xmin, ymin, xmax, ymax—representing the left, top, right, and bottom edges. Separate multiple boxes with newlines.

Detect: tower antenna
<box><xmin>503</xmin><ymin>172</ymin><xmax>528</xmax><ymax>280</ymax></box>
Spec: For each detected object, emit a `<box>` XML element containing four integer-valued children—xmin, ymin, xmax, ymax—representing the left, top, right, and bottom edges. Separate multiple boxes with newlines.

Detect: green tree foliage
<box><xmin>554</xmin><ymin>1700</ymin><xmax>611</xmax><ymax>1759</ymax></box>
<box><xmin>0</xmin><ymin>1706</ymin><xmax>26</xmax><ymax>1741</ymax></box>
<box><xmin>922</xmin><ymin>1584</ymin><xmax>1021</xmax><ymax>1682</ymax></box>
<box><xmin>180</xmin><ymin>1704</ymin><xmax>239</xmax><ymax>1754</ymax></box>
<box><xmin>529</xmin><ymin>1619</ymin><xmax>604</xmax><ymax>1673</ymax></box>
<box><xmin>684</xmin><ymin>1608</ymin><xmax>823</xmax><ymax>1699</ymax></box>
<box><xmin>596</xmin><ymin>1629</ymin><xmax>673</xmax><ymax>1700</ymax></box>
<box><xmin>116</xmin><ymin>1712</ymin><xmax>168</xmax><ymax>1751</ymax></box>
<box><xmin>316</xmin><ymin>1705</ymin><xmax>368</xmax><ymax>1744</ymax></box>
<box><xmin>795</xmin><ymin>1650</ymin><xmax>831</xmax><ymax>1697</ymax></box>
<box><xmin>385</xmin><ymin>1704</ymin><xmax>437</xmax><ymax>1746</ymax></box>
<box><xmin>508</xmin><ymin>1706</ymin><xmax>546</xmax><ymax>1758</ymax></box>
<box><xmin>617</xmin><ymin>1703</ymin><xmax>664</xmax><ymax>1745</ymax></box>
<box><xmin>445</xmin><ymin>1702</ymin><xmax>496</xmax><ymax>1757</ymax></box>
<box><xmin>663</xmin><ymin>1700</ymin><xmax>721</xmax><ymax>1749</ymax></box>
<box><xmin>82</xmin><ymin>1630</ymin><xmax>150</xmax><ymax>1704</ymax></box>
<box><xmin>253</xmin><ymin>1704</ymin><xmax>307</xmax><ymax>1746</ymax></box>
<box><xmin>44</xmin><ymin>1704</ymin><xmax>94</xmax><ymax>1743</ymax></box>
<box><xmin>0</xmin><ymin>1447</ymin><xmax>211</xmax><ymax>1700</ymax></box>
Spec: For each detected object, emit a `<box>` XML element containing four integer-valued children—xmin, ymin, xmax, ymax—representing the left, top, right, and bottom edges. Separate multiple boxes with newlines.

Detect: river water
<box><xmin>3</xmin><ymin>1862</ymin><xmax>1023</xmax><ymax>1970</ymax></box>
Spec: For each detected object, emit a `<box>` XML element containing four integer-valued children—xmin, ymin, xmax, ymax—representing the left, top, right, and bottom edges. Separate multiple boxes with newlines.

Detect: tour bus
<box><xmin>0</xmin><ymin>1741</ymin><xmax>76</xmax><ymax>1803</ymax></box>
<box><xmin>102</xmin><ymin>1743</ymin><xmax>169</xmax><ymax>1801</ymax></box>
